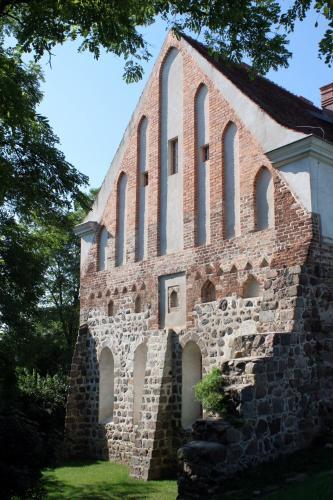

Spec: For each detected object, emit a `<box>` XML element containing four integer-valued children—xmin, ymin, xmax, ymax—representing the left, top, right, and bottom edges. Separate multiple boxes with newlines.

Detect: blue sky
<box><xmin>38</xmin><ymin>12</ymin><xmax>333</xmax><ymax>190</ymax></box>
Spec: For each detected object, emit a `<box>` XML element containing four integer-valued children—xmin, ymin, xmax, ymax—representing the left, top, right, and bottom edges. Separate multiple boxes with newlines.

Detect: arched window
<box><xmin>195</xmin><ymin>84</ymin><xmax>210</xmax><ymax>245</ymax></box>
<box><xmin>170</xmin><ymin>289</ymin><xmax>179</xmax><ymax>308</ymax></box>
<box><xmin>243</xmin><ymin>276</ymin><xmax>262</xmax><ymax>298</ymax></box>
<box><xmin>255</xmin><ymin>167</ymin><xmax>274</xmax><ymax>230</ymax></box>
<box><xmin>135</xmin><ymin>295</ymin><xmax>142</xmax><ymax>313</ymax></box>
<box><xmin>136</xmin><ymin>116</ymin><xmax>148</xmax><ymax>261</ymax></box>
<box><xmin>223</xmin><ymin>122</ymin><xmax>240</xmax><ymax>239</ymax></box>
<box><xmin>182</xmin><ymin>341</ymin><xmax>202</xmax><ymax>428</ymax></box>
<box><xmin>98</xmin><ymin>226</ymin><xmax>108</xmax><ymax>271</ymax></box>
<box><xmin>116</xmin><ymin>173</ymin><xmax>128</xmax><ymax>266</ymax></box>
<box><xmin>201</xmin><ymin>280</ymin><xmax>216</xmax><ymax>303</ymax></box>
<box><xmin>133</xmin><ymin>343</ymin><xmax>148</xmax><ymax>425</ymax></box>
<box><xmin>99</xmin><ymin>348</ymin><xmax>114</xmax><ymax>423</ymax></box>
<box><xmin>107</xmin><ymin>300</ymin><xmax>114</xmax><ymax>317</ymax></box>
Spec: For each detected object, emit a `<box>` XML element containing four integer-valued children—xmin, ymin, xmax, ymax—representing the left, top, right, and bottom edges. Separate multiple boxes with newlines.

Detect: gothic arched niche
<box><xmin>255</xmin><ymin>167</ymin><xmax>274</xmax><ymax>230</ymax></box>
<box><xmin>99</xmin><ymin>347</ymin><xmax>114</xmax><ymax>423</ymax></box>
<box><xmin>223</xmin><ymin>122</ymin><xmax>240</xmax><ymax>239</ymax></box>
<box><xmin>195</xmin><ymin>84</ymin><xmax>210</xmax><ymax>245</ymax></box>
<box><xmin>116</xmin><ymin>172</ymin><xmax>128</xmax><ymax>266</ymax></box>
<box><xmin>201</xmin><ymin>280</ymin><xmax>216</xmax><ymax>303</ymax></box>
<box><xmin>243</xmin><ymin>276</ymin><xmax>262</xmax><ymax>298</ymax></box>
<box><xmin>98</xmin><ymin>226</ymin><xmax>108</xmax><ymax>271</ymax></box>
<box><xmin>181</xmin><ymin>341</ymin><xmax>202</xmax><ymax>428</ymax></box>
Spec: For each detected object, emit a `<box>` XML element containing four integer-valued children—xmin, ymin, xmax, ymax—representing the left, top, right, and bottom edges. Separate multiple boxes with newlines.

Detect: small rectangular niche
<box><xmin>201</xmin><ymin>144</ymin><xmax>209</xmax><ymax>162</ymax></box>
<box><xmin>168</xmin><ymin>137</ymin><xmax>178</xmax><ymax>175</ymax></box>
<box><xmin>141</xmin><ymin>171</ymin><xmax>149</xmax><ymax>186</ymax></box>
<box><xmin>159</xmin><ymin>272</ymin><xmax>186</xmax><ymax>328</ymax></box>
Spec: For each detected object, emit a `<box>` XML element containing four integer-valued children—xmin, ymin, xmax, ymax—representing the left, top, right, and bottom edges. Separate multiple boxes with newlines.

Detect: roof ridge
<box><xmin>181</xmin><ymin>33</ymin><xmax>321</xmax><ymax>113</ymax></box>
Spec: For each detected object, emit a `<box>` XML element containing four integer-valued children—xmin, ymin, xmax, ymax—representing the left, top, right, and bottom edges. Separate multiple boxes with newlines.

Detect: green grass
<box><xmin>42</xmin><ymin>461</ymin><xmax>177</xmax><ymax>499</ymax></box>
<box><xmin>42</xmin><ymin>442</ymin><xmax>333</xmax><ymax>499</ymax></box>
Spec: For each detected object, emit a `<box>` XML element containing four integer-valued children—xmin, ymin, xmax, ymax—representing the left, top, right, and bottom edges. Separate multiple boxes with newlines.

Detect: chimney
<box><xmin>320</xmin><ymin>83</ymin><xmax>333</xmax><ymax>112</ymax></box>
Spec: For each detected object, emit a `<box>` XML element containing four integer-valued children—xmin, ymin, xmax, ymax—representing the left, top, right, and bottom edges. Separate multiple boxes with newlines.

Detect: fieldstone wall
<box><xmin>177</xmin><ymin>253</ymin><xmax>333</xmax><ymax>498</ymax></box>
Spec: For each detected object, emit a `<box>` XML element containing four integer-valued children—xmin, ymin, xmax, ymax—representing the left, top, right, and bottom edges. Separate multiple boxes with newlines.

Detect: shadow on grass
<box><xmin>42</xmin><ymin>460</ymin><xmax>177</xmax><ymax>499</ymax></box>
<box><xmin>43</xmin><ymin>476</ymin><xmax>171</xmax><ymax>499</ymax></box>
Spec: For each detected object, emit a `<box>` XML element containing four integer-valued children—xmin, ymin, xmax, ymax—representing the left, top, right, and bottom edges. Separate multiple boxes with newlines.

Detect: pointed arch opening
<box><xmin>255</xmin><ymin>167</ymin><xmax>274</xmax><ymax>230</ymax></box>
<box><xmin>243</xmin><ymin>276</ymin><xmax>262</xmax><ymax>298</ymax></box>
<box><xmin>115</xmin><ymin>172</ymin><xmax>128</xmax><ymax>266</ymax></box>
<box><xmin>97</xmin><ymin>226</ymin><xmax>108</xmax><ymax>271</ymax></box>
<box><xmin>182</xmin><ymin>341</ymin><xmax>202</xmax><ymax>428</ymax></box>
<box><xmin>99</xmin><ymin>347</ymin><xmax>115</xmax><ymax>423</ymax></box>
<box><xmin>133</xmin><ymin>343</ymin><xmax>148</xmax><ymax>425</ymax></box>
<box><xmin>223</xmin><ymin>122</ymin><xmax>240</xmax><ymax>239</ymax></box>
<box><xmin>201</xmin><ymin>280</ymin><xmax>216</xmax><ymax>303</ymax></box>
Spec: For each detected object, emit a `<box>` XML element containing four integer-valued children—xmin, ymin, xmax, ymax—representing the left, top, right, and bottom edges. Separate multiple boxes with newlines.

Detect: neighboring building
<box><xmin>65</xmin><ymin>32</ymin><xmax>333</xmax><ymax>483</ymax></box>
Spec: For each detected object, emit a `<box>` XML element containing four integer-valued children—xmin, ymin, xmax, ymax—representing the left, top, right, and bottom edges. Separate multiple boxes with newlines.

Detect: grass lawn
<box><xmin>42</xmin><ymin>442</ymin><xmax>333</xmax><ymax>499</ymax></box>
<box><xmin>42</xmin><ymin>461</ymin><xmax>177</xmax><ymax>499</ymax></box>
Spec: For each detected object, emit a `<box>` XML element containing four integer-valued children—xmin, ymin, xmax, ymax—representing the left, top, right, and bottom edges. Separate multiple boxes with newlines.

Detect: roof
<box><xmin>182</xmin><ymin>34</ymin><xmax>333</xmax><ymax>144</ymax></box>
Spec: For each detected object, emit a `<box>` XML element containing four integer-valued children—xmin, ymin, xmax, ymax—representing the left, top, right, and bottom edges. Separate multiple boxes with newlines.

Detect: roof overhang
<box><xmin>74</xmin><ymin>220</ymin><xmax>99</xmax><ymax>237</ymax></box>
<box><xmin>266</xmin><ymin>135</ymin><xmax>333</xmax><ymax>168</ymax></box>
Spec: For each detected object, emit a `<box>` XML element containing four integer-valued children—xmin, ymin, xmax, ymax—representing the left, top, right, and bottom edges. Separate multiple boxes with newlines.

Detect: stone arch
<box><xmin>195</xmin><ymin>83</ymin><xmax>210</xmax><ymax>245</ymax></box>
<box><xmin>133</xmin><ymin>342</ymin><xmax>148</xmax><ymax>425</ymax></box>
<box><xmin>135</xmin><ymin>295</ymin><xmax>142</xmax><ymax>313</ymax></box>
<box><xmin>255</xmin><ymin>166</ymin><xmax>274</xmax><ymax>230</ymax></box>
<box><xmin>243</xmin><ymin>275</ymin><xmax>262</xmax><ymax>298</ymax></box>
<box><xmin>222</xmin><ymin>121</ymin><xmax>240</xmax><ymax>239</ymax></box>
<box><xmin>169</xmin><ymin>289</ymin><xmax>179</xmax><ymax>308</ymax></box>
<box><xmin>115</xmin><ymin>172</ymin><xmax>128</xmax><ymax>266</ymax></box>
<box><xmin>98</xmin><ymin>347</ymin><xmax>115</xmax><ymax>423</ymax></box>
<box><xmin>181</xmin><ymin>341</ymin><xmax>202</xmax><ymax>429</ymax></box>
<box><xmin>136</xmin><ymin>115</ymin><xmax>149</xmax><ymax>261</ymax></box>
<box><xmin>97</xmin><ymin>226</ymin><xmax>108</xmax><ymax>271</ymax></box>
<box><xmin>201</xmin><ymin>280</ymin><xmax>216</xmax><ymax>303</ymax></box>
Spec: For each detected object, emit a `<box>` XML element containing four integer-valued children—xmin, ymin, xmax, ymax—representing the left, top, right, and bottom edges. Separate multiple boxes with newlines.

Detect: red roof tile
<box><xmin>183</xmin><ymin>34</ymin><xmax>333</xmax><ymax>145</ymax></box>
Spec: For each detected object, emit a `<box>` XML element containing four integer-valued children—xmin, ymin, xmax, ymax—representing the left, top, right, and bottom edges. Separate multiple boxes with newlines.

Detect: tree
<box><xmin>0</xmin><ymin>1</ymin><xmax>332</xmax><ymax>80</ymax></box>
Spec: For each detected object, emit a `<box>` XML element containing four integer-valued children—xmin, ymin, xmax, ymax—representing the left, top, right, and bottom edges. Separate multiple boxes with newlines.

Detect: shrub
<box><xmin>195</xmin><ymin>367</ymin><xmax>229</xmax><ymax>417</ymax></box>
<box><xmin>195</xmin><ymin>367</ymin><xmax>242</xmax><ymax>426</ymax></box>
